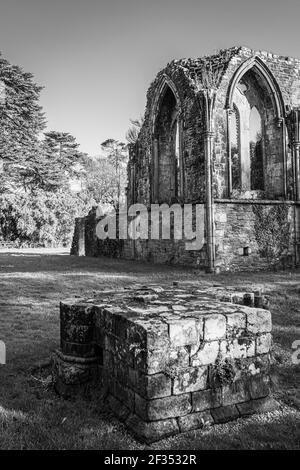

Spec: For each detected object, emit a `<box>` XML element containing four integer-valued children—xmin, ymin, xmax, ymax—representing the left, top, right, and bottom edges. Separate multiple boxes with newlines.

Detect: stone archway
<box><xmin>152</xmin><ymin>83</ymin><xmax>183</xmax><ymax>203</ymax></box>
<box><xmin>227</xmin><ymin>57</ymin><xmax>286</xmax><ymax>199</ymax></box>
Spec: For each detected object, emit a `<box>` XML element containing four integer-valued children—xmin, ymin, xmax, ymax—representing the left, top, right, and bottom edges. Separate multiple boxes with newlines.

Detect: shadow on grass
<box><xmin>0</xmin><ymin>252</ymin><xmax>201</xmax><ymax>275</ymax></box>
<box><xmin>1</xmin><ymin>360</ymin><xmax>299</xmax><ymax>450</ymax></box>
<box><xmin>0</xmin><ymin>250</ymin><xmax>300</xmax><ymax>449</ymax></box>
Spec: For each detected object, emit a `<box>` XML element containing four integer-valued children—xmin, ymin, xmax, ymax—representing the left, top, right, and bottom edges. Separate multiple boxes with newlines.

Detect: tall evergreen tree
<box><xmin>35</xmin><ymin>131</ymin><xmax>86</xmax><ymax>191</ymax></box>
<box><xmin>0</xmin><ymin>51</ymin><xmax>45</xmax><ymax>191</ymax></box>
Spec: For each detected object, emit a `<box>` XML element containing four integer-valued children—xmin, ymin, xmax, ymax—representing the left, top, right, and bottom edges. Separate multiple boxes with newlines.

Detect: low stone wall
<box><xmin>53</xmin><ymin>284</ymin><xmax>276</xmax><ymax>443</ymax></box>
<box><xmin>70</xmin><ymin>201</ymin><xmax>297</xmax><ymax>272</ymax></box>
<box><xmin>71</xmin><ymin>207</ymin><xmax>208</xmax><ymax>268</ymax></box>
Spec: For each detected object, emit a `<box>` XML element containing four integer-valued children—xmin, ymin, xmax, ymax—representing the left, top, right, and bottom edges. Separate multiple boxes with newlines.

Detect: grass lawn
<box><xmin>0</xmin><ymin>248</ymin><xmax>299</xmax><ymax>449</ymax></box>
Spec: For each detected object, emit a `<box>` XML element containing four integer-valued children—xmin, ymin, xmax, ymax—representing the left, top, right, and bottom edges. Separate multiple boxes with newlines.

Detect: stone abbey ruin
<box><xmin>72</xmin><ymin>46</ymin><xmax>300</xmax><ymax>272</ymax></box>
<box><xmin>54</xmin><ymin>47</ymin><xmax>294</xmax><ymax>442</ymax></box>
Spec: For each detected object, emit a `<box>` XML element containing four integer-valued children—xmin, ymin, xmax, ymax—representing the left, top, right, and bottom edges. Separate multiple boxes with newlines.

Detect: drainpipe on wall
<box><xmin>226</xmin><ymin>108</ymin><xmax>233</xmax><ymax>198</ymax></box>
<box><xmin>287</xmin><ymin>109</ymin><xmax>300</xmax><ymax>201</ymax></box>
<box><xmin>293</xmin><ymin>139</ymin><xmax>300</xmax><ymax>268</ymax></box>
<box><xmin>153</xmin><ymin>137</ymin><xmax>159</xmax><ymax>203</ymax></box>
<box><xmin>278</xmin><ymin>118</ymin><xmax>287</xmax><ymax>199</ymax></box>
<box><xmin>201</xmin><ymin>89</ymin><xmax>216</xmax><ymax>273</ymax></box>
<box><xmin>294</xmin><ymin>141</ymin><xmax>300</xmax><ymax>203</ymax></box>
<box><xmin>286</xmin><ymin>108</ymin><xmax>300</xmax><ymax>266</ymax></box>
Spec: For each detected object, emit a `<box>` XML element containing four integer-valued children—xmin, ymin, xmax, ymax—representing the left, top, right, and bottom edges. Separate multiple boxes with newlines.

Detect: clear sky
<box><xmin>0</xmin><ymin>0</ymin><xmax>300</xmax><ymax>155</ymax></box>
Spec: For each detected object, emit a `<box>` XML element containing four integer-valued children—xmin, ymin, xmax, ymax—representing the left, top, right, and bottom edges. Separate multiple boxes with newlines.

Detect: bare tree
<box><xmin>100</xmin><ymin>139</ymin><xmax>128</xmax><ymax>209</ymax></box>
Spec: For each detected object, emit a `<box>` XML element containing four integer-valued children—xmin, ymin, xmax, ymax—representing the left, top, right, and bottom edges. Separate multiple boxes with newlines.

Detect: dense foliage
<box><xmin>0</xmin><ymin>52</ymin><xmax>129</xmax><ymax>247</ymax></box>
<box><xmin>253</xmin><ymin>204</ymin><xmax>291</xmax><ymax>265</ymax></box>
<box><xmin>0</xmin><ymin>190</ymin><xmax>87</xmax><ymax>247</ymax></box>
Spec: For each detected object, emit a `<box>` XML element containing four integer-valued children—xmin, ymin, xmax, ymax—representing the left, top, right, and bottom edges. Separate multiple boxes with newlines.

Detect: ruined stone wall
<box><xmin>71</xmin><ymin>47</ymin><xmax>300</xmax><ymax>272</ymax></box>
<box><xmin>78</xmin><ymin>205</ymin><xmax>208</xmax><ymax>268</ymax></box>
<box><xmin>126</xmin><ymin>238</ymin><xmax>206</xmax><ymax>267</ymax></box>
<box><xmin>214</xmin><ymin>201</ymin><xmax>295</xmax><ymax>271</ymax></box>
<box><xmin>72</xmin><ymin>199</ymin><xmax>296</xmax><ymax>272</ymax></box>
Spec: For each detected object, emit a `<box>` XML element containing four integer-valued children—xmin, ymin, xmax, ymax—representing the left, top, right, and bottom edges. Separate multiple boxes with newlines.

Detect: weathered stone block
<box><xmin>112</xmin><ymin>380</ymin><xmax>135</xmax><ymax>411</ymax></box>
<box><xmin>173</xmin><ymin>366</ymin><xmax>208</xmax><ymax>394</ymax></box>
<box><xmin>220</xmin><ymin>338</ymin><xmax>245</xmax><ymax>359</ymax></box>
<box><xmin>127</xmin><ymin>319</ymin><xmax>169</xmax><ymax>349</ymax></box>
<box><xmin>61</xmin><ymin>323</ymin><xmax>94</xmax><ymax>344</ymax></box>
<box><xmin>231</xmin><ymin>292</ymin><xmax>254</xmax><ymax>306</ymax></box>
<box><xmin>127</xmin><ymin>322</ymin><xmax>147</xmax><ymax>347</ymax></box>
<box><xmin>125</xmin><ymin>413</ymin><xmax>179</xmax><ymax>444</ymax></box>
<box><xmin>114</xmin><ymin>314</ymin><xmax>129</xmax><ymax>341</ymax></box>
<box><xmin>168</xmin><ymin>318</ymin><xmax>198</xmax><ymax>346</ymax></box>
<box><xmin>55</xmin><ymin>283</ymin><xmax>274</xmax><ymax>442</ymax></box>
<box><xmin>104</xmin><ymin>334</ymin><xmax>115</xmax><ymax>353</ymax></box>
<box><xmin>254</xmin><ymin>294</ymin><xmax>264</xmax><ymax>308</ymax></box>
<box><xmin>256</xmin><ymin>333</ymin><xmax>272</xmax><ymax>355</ymax></box>
<box><xmin>115</xmin><ymin>361</ymin><xmax>130</xmax><ymax>385</ymax></box>
<box><xmin>247</xmin><ymin>309</ymin><xmax>272</xmax><ymax>334</ymax></box>
<box><xmin>191</xmin><ymin>341</ymin><xmax>220</xmax><ymax>366</ymax></box>
<box><xmin>192</xmin><ymin>387</ymin><xmax>222</xmax><ymax>411</ymax></box>
<box><xmin>248</xmin><ymin>374</ymin><xmax>270</xmax><ymax>399</ymax></box>
<box><xmin>102</xmin><ymin>307</ymin><xmax>115</xmax><ymax>333</ymax></box>
<box><xmin>135</xmin><ymin>347</ymin><xmax>169</xmax><ymax>374</ymax></box>
<box><xmin>168</xmin><ymin>347</ymin><xmax>190</xmax><ymax>368</ymax></box>
<box><xmin>221</xmin><ymin>379</ymin><xmax>250</xmax><ymax>406</ymax></box>
<box><xmin>107</xmin><ymin>394</ymin><xmax>131</xmax><ymax>422</ymax></box>
<box><xmin>145</xmin><ymin>322</ymin><xmax>170</xmax><ymax>349</ymax></box>
<box><xmin>53</xmin><ymin>351</ymin><xmax>99</xmax><ymax>386</ymax></box>
<box><xmin>94</xmin><ymin>326</ymin><xmax>105</xmax><ymax>347</ymax></box>
<box><xmin>247</xmin><ymin>338</ymin><xmax>256</xmax><ymax>357</ymax></box>
<box><xmin>114</xmin><ymin>338</ymin><xmax>134</xmax><ymax>367</ymax></box>
<box><xmin>61</xmin><ymin>340</ymin><xmax>98</xmax><ymax>358</ymax></box>
<box><xmin>243</xmin><ymin>293</ymin><xmax>255</xmax><ymax>307</ymax></box>
<box><xmin>133</xmin><ymin>292</ymin><xmax>159</xmax><ymax>302</ymax></box>
<box><xmin>237</xmin><ymin>397</ymin><xmax>278</xmax><ymax>416</ymax></box>
<box><xmin>103</xmin><ymin>349</ymin><xmax>115</xmax><ymax>371</ymax></box>
<box><xmin>135</xmin><ymin>393</ymin><xmax>192</xmax><ymax>421</ymax></box>
<box><xmin>135</xmin><ymin>372</ymin><xmax>172</xmax><ymax>399</ymax></box>
<box><xmin>220</xmin><ymin>336</ymin><xmax>256</xmax><ymax>360</ymax></box>
<box><xmin>204</xmin><ymin>314</ymin><xmax>226</xmax><ymax>341</ymax></box>
<box><xmin>60</xmin><ymin>301</ymin><xmax>94</xmax><ymax>328</ymax></box>
<box><xmin>93</xmin><ymin>305</ymin><xmax>105</xmax><ymax>329</ymax></box>
<box><xmin>211</xmin><ymin>404</ymin><xmax>240</xmax><ymax>424</ymax></box>
<box><xmin>136</xmin><ymin>344</ymin><xmax>190</xmax><ymax>375</ymax></box>
<box><xmin>226</xmin><ymin>311</ymin><xmax>246</xmax><ymax>334</ymax></box>
<box><xmin>178</xmin><ymin>410</ymin><xmax>213</xmax><ymax>432</ymax></box>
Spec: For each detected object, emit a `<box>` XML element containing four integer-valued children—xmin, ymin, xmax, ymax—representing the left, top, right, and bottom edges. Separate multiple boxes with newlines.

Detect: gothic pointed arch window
<box><xmin>227</xmin><ymin>60</ymin><xmax>285</xmax><ymax>199</ymax></box>
<box><xmin>153</xmin><ymin>85</ymin><xmax>183</xmax><ymax>203</ymax></box>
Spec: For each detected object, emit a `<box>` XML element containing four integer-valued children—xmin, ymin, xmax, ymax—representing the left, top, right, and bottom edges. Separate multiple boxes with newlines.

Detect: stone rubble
<box><xmin>53</xmin><ymin>283</ymin><xmax>277</xmax><ymax>443</ymax></box>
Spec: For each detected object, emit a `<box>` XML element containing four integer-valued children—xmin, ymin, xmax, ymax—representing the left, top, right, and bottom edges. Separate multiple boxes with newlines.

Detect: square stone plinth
<box><xmin>54</xmin><ymin>284</ymin><xmax>275</xmax><ymax>443</ymax></box>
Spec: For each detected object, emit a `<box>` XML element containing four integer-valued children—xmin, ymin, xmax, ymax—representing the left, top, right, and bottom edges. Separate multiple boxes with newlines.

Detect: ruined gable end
<box><xmin>74</xmin><ymin>46</ymin><xmax>300</xmax><ymax>272</ymax></box>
